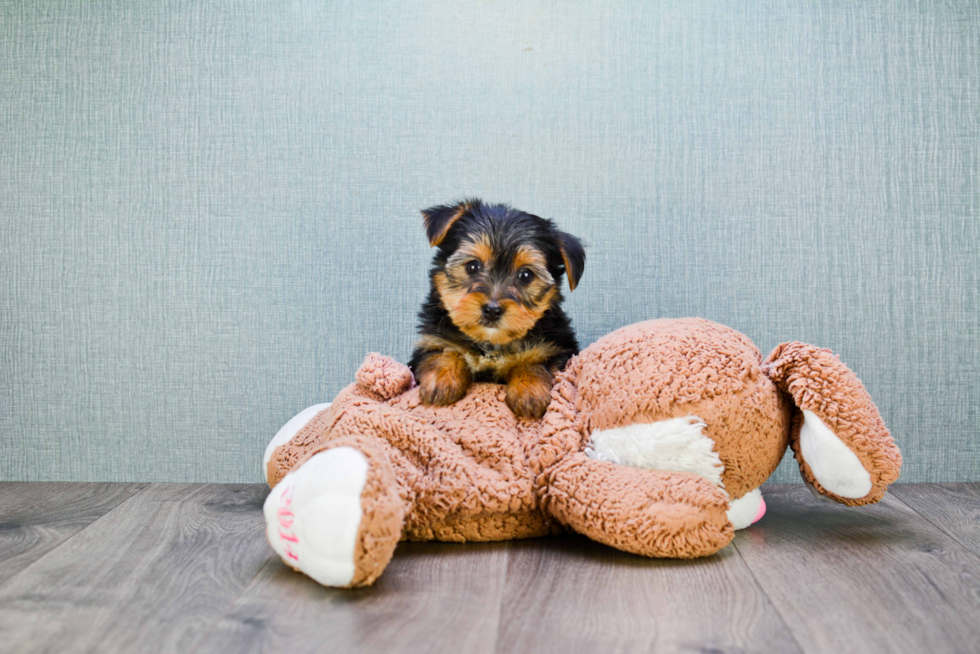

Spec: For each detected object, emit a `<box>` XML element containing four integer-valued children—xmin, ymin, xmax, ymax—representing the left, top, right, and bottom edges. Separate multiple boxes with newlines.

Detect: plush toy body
<box><xmin>263</xmin><ymin>318</ymin><xmax>901</xmax><ymax>588</ymax></box>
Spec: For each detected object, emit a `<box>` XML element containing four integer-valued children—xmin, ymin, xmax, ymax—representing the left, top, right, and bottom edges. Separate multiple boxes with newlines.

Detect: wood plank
<box><xmin>3</xmin><ymin>482</ymin><xmax>976</xmax><ymax>654</ymax></box>
<box><xmin>496</xmin><ymin>534</ymin><xmax>801</xmax><ymax>654</ymax></box>
<box><xmin>194</xmin><ymin>540</ymin><xmax>509</xmax><ymax>654</ymax></box>
<box><xmin>0</xmin><ymin>482</ymin><xmax>146</xmax><ymax>586</ymax></box>
<box><xmin>890</xmin><ymin>483</ymin><xmax>980</xmax><ymax>558</ymax></box>
<box><xmin>734</xmin><ymin>484</ymin><xmax>980</xmax><ymax>654</ymax></box>
<box><xmin>0</xmin><ymin>483</ymin><xmax>272</xmax><ymax>654</ymax></box>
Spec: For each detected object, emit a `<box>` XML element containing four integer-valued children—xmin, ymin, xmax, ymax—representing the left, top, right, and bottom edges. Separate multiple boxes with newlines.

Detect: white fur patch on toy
<box><xmin>585</xmin><ymin>416</ymin><xmax>725</xmax><ymax>488</ymax></box>
<box><xmin>727</xmin><ymin>488</ymin><xmax>766</xmax><ymax>530</ymax></box>
<box><xmin>263</xmin><ymin>446</ymin><xmax>367</xmax><ymax>587</ymax></box>
<box><xmin>799</xmin><ymin>409</ymin><xmax>872</xmax><ymax>499</ymax></box>
<box><xmin>263</xmin><ymin>403</ymin><xmax>332</xmax><ymax>482</ymax></box>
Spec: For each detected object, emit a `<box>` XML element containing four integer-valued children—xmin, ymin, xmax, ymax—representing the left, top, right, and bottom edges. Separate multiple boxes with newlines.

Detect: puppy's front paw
<box><xmin>417</xmin><ymin>350</ymin><xmax>471</xmax><ymax>406</ymax></box>
<box><xmin>419</xmin><ymin>373</ymin><xmax>469</xmax><ymax>406</ymax></box>
<box><xmin>505</xmin><ymin>364</ymin><xmax>553</xmax><ymax>419</ymax></box>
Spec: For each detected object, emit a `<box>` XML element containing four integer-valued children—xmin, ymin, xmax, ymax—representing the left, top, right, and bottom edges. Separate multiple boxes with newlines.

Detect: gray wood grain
<box><xmin>496</xmin><ymin>534</ymin><xmax>801</xmax><ymax>654</ymax></box>
<box><xmin>0</xmin><ymin>482</ymin><xmax>146</xmax><ymax>587</ymax></box>
<box><xmin>735</xmin><ymin>485</ymin><xmax>980</xmax><ymax>654</ymax></box>
<box><xmin>194</xmin><ymin>540</ymin><xmax>510</xmax><ymax>654</ymax></box>
<box><xmin>890</xmin><ymin>483</ymin><xmax>980</xmax><ymax>558</ymax></box>
<box><xmin>0</xmin><ymin>484</ymin><xmax>272</xmax><ymax>654</ymax></box>
<box><xmin>2</xmin><ymin>483</ymin><xmax>979</xmax><ymax>654</ymax></box>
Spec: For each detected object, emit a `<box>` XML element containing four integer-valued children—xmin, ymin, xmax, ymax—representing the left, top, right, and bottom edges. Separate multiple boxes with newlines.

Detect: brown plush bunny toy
<box><xmin>263</xmin><ymin>318</ymin><xmax>901</xmax><ymax>588</ymax></box>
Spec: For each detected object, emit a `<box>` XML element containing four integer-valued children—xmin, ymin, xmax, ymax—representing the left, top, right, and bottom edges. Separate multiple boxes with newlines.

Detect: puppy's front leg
<box><xmin>416</xmin><ymin>349</ymin><xmax>472</xmax><ymax>406</ymax></box>
<box><xmin>505</xmin><ymin>363</ymin><xmax>553</xmax><ymax>419</ymax></box>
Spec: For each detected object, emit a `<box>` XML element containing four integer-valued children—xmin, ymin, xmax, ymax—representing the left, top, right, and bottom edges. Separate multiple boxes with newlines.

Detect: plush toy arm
<box><xmin>762</xmin><ymin>342</ymin><xmax>901</xmax><ymax>506</ymax></box>
<box><xmin>542</xmin><ymin>452</ymin><xmax>734</xmax><ymax>558</ymax></box>
<box><xmin>355</xmin><ymin>353</ymin><xmax>415</xmax><ymax>400</ymax></box>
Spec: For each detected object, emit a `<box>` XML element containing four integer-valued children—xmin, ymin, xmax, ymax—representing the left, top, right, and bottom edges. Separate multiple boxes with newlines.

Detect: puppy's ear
<box><xmin>422</xmin><ymin>199</ymin><xmax>478</xmax><ymax>247</ymax></box>
<box><xmin>557</xmin><ymin>231</ymin><xmax>586</xmax><ymax>291</ymax></box>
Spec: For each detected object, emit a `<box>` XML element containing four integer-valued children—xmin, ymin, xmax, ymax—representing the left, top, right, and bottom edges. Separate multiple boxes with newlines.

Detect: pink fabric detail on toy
<box><xmin>752</xmin><ymin>495</ymin><xmax>767</xmax><ymax>524</ymax></box>
<box><xmin>276</xmin><ymin>484</ymin><xmax>300</xmax><ymax>560</ymax></box>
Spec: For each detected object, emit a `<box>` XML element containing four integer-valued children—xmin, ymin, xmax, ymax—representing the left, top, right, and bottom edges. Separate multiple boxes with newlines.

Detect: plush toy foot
<box><xmin>264</xmin><ymin>445</ymin><xmax>404</xmax><ymax>588</ymax></box>
<box><xmin>727</xmin><ymin>488</ymin><xmax>766</xmax><ymax>530</ymax></box>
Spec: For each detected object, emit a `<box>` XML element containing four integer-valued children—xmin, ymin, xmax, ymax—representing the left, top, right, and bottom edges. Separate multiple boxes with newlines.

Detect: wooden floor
<box><xmin>0</xmin><ymin>484</ymin><xmax>978</xmax><ymax>654</ymax></box>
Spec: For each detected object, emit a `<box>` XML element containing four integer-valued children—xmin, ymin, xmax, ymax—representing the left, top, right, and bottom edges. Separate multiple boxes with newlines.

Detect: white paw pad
<box><xmin>799</xmin><ymin>409</ymin><xmax>872</xmax><ymax>499</ymax></box>
<box><xmin>263</xmin><ymin>403</ymin><xmax>332</xmax><ymax>482</ymax></box>
<box><xmin>263</xmin><ymin>447</ymin><xmax>368</xmax><ymax>587</ymax></box>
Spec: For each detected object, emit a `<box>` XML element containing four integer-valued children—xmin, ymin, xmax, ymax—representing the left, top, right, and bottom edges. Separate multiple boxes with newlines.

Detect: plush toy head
<box><xmin>541</xmin><ymin>318</ymin><xmax>901</xmax><ymax>514</ymax></box>
<box><xmin>560</xmin><ymin>318</ymin><xmax>792</xmax><ymax>500</ymax></box>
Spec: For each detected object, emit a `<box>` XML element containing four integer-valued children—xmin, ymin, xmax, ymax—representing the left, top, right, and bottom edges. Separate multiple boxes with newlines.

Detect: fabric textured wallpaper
<box><xmin>1</xmin><ymin>1</ymin><xmax>977</xmax><ymax>482</ymax></box>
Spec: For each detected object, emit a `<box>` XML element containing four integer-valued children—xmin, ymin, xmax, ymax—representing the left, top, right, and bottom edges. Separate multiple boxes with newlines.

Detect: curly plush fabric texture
<box><xmin>265</xmin><ymin>318</ymin><xmax>901</xmax><ymax>587</ymax></box>
<box><xmin>762</xmin><ymin>341</ymin><xmax>902</xmax><ymax>506</ymax></box>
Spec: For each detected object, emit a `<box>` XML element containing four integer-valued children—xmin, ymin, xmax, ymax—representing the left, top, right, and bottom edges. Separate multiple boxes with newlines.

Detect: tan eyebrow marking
<box><xmin>449</xmin><ymin>233</ymin><xmax>493</xmax><ymax>269</ymax></box>
<box><xmin>512</xmin><ymin>245</ymin><xmax>547</xmax><ymax>273</ymax></box>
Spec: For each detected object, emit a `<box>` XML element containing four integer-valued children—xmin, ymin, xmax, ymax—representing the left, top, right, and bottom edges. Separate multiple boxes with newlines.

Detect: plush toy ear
<box><xmin>421</xmin><ymin>199</ymin><xmax>478</xmax><ymax>247</ymax></box>
<box><xmin>557</xmin><ymin>231</ymin><xmax>586</xmax><ymax>291</ymax></box>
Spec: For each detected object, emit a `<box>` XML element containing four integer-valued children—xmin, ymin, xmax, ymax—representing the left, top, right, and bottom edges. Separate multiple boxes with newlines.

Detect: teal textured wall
<box><xmin>1</xmin><ymin>1</ymin><xmax>978</xmax><ymax>482</ymax></box>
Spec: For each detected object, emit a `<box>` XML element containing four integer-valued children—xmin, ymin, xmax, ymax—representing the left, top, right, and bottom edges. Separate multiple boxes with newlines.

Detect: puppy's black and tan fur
<box><xmin>408</xmin><ymin>199</ymin><xmax>585</xmax><ymax>419</ymax></box>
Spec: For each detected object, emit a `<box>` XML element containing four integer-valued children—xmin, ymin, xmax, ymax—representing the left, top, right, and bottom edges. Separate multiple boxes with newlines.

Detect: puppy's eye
<box><xmin>518</xmin><ymin>269</ymin><xmax>534</xmax><ymax>284</ymax></box>
<box><xmin>465</xmin><ymin>261</ymin><xmax>482</xmax><ymax>275</ymax></box>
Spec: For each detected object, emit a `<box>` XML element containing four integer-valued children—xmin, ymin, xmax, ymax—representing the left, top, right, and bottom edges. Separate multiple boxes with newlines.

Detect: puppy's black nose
<box><xmin>482</xmin><ymin>302</ymin><xmax>504</xmax><ymax>322</ymax></box>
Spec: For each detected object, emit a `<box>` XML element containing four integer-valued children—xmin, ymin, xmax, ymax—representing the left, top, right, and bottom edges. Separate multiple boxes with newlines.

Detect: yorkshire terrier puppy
<box><xmin>408</xmin><ymin>199</ymin><xmax>585</xmax><ymax>419</ymax></box>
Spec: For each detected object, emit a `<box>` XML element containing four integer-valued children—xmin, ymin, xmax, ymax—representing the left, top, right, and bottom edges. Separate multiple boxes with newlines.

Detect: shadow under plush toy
<box><xmin>263</xmin><ymin>318</ymin><xmax>901</xmax><ymax>588</ymax></box>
